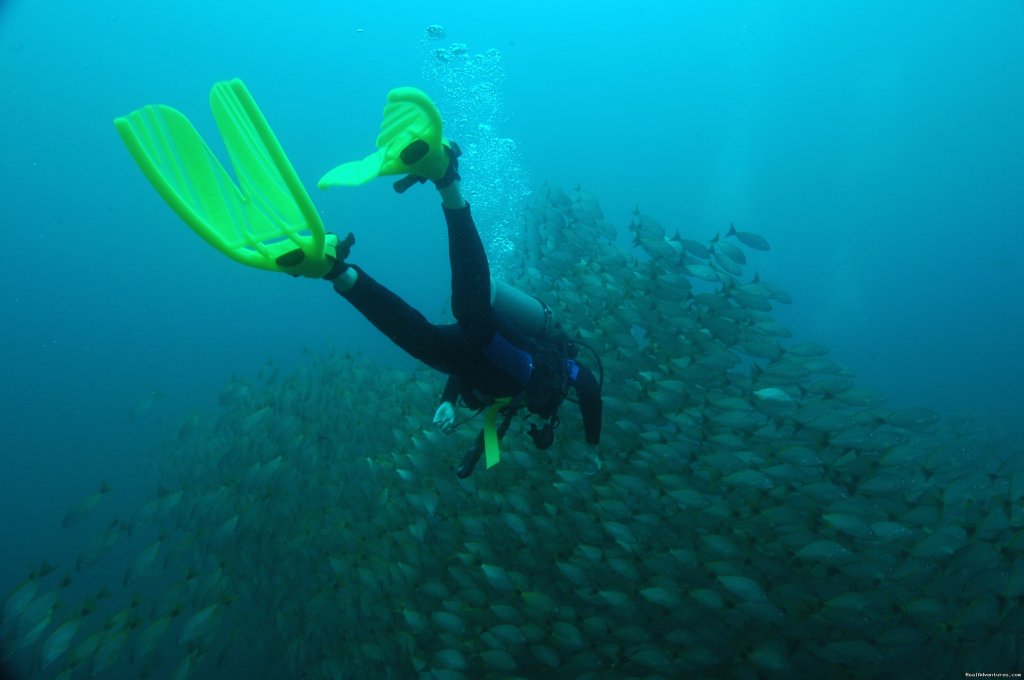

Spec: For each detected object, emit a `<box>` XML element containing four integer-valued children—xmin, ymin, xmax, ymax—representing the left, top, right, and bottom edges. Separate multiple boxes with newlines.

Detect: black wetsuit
<box><xmin>338</xmin><ymin>204</ymin><xmax>602</xmax><ymax>446</ymax></box>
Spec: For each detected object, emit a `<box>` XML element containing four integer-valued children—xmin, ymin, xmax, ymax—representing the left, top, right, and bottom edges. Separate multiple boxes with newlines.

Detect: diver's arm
<box><xmin>574</xmin><ymin>363</ymin><xmax>602</xmax><ymax>445</ymax></box>
<box><xmin>441</xmin><ymin>375</ymin><xmax>459</xmax><ymax>404</ymax></box>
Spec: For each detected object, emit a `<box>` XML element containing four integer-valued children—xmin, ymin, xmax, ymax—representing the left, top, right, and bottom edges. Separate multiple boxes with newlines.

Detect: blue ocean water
<box><xmin>1</xmin><ymin>0</ymin><xmax>1022</xmax><ymax>675</ymax></box>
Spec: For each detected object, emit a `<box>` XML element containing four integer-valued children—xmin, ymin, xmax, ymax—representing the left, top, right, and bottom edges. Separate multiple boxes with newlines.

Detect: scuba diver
<box><xmin>322</xmin><ymin>142</ymin><xmax>602</xmax><ymax>476</ymax></box>
<box><xmin>114</xmin><ymin>80</ymin><xmax>602</xmax><ymax>477</ymax></box>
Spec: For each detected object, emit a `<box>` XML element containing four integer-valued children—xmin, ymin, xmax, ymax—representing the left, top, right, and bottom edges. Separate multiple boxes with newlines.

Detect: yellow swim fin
<box><xmin>114</xmin><ymin>79</ymin><xmax>335</xmax><ymax>278</ymax></box>
<box><xmin>318</xmin><ymin>87</ymin><xmax>450</xmax><ymax>189</ymax></box>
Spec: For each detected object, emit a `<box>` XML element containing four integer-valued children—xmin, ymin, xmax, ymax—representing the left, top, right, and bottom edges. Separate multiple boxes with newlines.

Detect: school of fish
<box><xmin>3</xmin><ymin>182</ymin><xmax>1024</xmax><ymax>679</ymax></box>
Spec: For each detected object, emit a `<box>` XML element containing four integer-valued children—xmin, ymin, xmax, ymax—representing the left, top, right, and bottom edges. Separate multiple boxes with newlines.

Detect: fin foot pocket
<box><xmin>400</xmin><ymin>140</ymin><xmax>430</xmax><ymax>165</ymax></box>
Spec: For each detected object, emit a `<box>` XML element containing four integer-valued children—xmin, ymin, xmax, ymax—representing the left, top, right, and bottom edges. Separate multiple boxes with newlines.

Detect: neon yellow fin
<box><xmin>114</xmin><ymin>79</ymin><xmax>333</xmax><ymax>277</ymax></box>
<box><xmin>319</xmin><ymin>87</ymin><xmax>448</xmax><ymax>189</ymax></box>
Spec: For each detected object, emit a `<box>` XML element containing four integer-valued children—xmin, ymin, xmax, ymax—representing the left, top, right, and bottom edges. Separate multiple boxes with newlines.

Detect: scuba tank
<box><xmin>490</xmin><ymin>278</ymin><xmax>573</xmax><ymax>450</ymax></box>
<box><xmin>490</xmin><ymin>278</ymin><xmax>555</xmax><ymax>339</ymax></box>
<box><xmin>489</xmin><ymin>277</ymin><xmax>602</xmax><ymax>394</ymax></box>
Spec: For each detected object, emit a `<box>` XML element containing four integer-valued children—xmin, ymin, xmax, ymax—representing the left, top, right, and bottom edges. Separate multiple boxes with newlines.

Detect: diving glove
<box><xmin>278</xmin><ymin>232</ymin><xmax>355</xmax><ymax>279</ymax></box>
<box><xmin>394</xmin><ymin>141</ymin><xmax>462</xmax><ymax>194</ymax></box>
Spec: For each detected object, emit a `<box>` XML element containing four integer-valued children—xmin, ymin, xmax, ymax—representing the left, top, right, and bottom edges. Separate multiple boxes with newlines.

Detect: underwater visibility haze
<box><xmin>1</xmin><ymin>0</ymin><xmax>1024</xmax><ymax>678</ymax></box>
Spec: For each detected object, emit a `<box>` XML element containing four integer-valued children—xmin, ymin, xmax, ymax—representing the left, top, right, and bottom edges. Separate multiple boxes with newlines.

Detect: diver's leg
<box><xmin>336</xmin><ymin>265</ymin><xmax>462</xmax><ymax>373</ymax></box>
<box><xmin>439</xmin><ymin>182</ymin><xmax>497</xmax><ymax>347</ymax></box>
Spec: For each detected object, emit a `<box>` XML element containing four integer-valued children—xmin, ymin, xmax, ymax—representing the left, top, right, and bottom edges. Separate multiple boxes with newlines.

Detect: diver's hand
<box><xmin>433</xmin><ymin>401</ymin><xmax>456</xmax><ymax>434</ymax></box>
